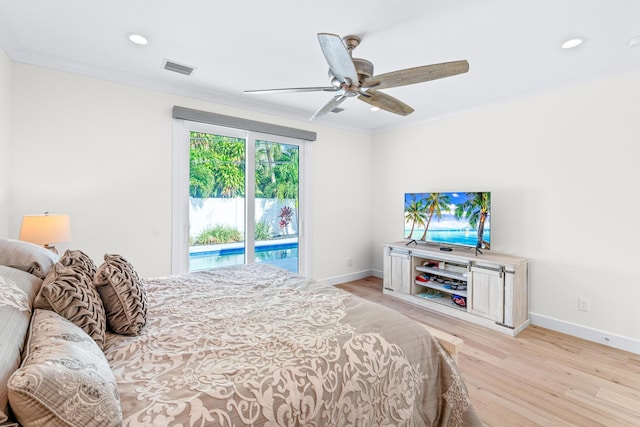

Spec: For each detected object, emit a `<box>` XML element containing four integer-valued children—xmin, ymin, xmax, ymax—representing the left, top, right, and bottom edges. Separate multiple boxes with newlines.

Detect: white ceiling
<box><xmin>1</xmin><ymin>0</ymin><xmax>640</xmax><ymax>134</ymax></box>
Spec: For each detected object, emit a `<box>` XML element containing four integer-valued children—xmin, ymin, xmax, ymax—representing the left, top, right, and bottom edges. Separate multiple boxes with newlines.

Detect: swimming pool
<box><xmin>189</xmin><ymin>240</ymin><xmax>299</xmax><ymax>273</ymax></box>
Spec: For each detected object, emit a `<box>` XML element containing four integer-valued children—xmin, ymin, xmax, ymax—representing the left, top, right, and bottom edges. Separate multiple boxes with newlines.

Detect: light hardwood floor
<box><xmin>335</xmin><ymin>277</ymin><xmax>640</xmax><ymax>427</ymax></box>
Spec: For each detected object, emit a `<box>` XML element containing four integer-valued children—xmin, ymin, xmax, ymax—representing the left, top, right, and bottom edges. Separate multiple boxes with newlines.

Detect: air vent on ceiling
<box><xmin>163</xmin><ymin>59</ymin><xmax>195</xmax><ymax>76</ymax></box>
<box><xmin>331</xmin><ymin>107</ymin><xmax>344</xmax><ymax>113</ymax></box>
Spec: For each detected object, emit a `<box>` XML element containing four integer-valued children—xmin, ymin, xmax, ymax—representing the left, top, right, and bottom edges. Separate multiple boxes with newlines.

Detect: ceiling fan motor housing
<box><xmin>328</xmin><ymin>58</ymin><xmax>373</xmax><ymax>88</ymax></box>
<box><xmin>353</xmin><ymin>58</ymin><xmax>373</xmax><ymax>83</ymax></box>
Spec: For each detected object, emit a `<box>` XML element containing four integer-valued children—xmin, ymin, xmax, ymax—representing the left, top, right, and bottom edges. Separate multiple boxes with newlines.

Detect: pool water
<box><xmin>189</xmin><ymin>241</ymin><xmax>298</xmax><ymax>273</ymax></box>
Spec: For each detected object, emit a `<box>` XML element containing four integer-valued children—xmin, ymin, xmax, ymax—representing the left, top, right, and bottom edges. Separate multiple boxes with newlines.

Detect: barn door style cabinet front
<box><xmin>468</xmin><ymin>264</ymin><xmax>505</xmax><ymax>323</ymax></box>
<box><xmin>383</xmin><ymin>242</ymin><xmax>529</xmax><ymax>336</ymax></box>
<box><xmin>383</xmin><ymin>247</ymin><xmax>411</xmax><ymax>294</ymax></box>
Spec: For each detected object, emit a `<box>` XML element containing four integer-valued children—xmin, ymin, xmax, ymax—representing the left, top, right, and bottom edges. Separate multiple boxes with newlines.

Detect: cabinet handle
<box><xmin>472</xmin><ymin>264</ymin><xmax>505</xmax><ymax>278</ymax></box>
<box><xmin>389</xmin><ymin>248</ymin><xmax>410</xmax><ymax>259</ymax></box>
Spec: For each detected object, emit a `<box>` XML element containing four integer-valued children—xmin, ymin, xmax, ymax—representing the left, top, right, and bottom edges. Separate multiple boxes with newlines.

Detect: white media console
<box><xmin>383</xmin><ymin>241</ymin><xmax>529</xmax><ymax>336</ymax></box>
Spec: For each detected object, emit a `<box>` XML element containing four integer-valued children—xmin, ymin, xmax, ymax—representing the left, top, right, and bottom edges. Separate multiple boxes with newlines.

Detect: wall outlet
<box><xmin>345</xmin><ymin>258</ymin><xmax>353</xmax><ymax>266</ymax></box>
<box><xmin>578</xmin><ymin>297</ymin><xmax>590</xmax><ymax>312</ymax></box>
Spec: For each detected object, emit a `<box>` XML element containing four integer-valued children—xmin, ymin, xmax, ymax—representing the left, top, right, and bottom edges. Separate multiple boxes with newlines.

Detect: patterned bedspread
<box><xmin>103</xmin><ymin>264</ymin><xmax>482</xmax><ymax>426</ymax></box>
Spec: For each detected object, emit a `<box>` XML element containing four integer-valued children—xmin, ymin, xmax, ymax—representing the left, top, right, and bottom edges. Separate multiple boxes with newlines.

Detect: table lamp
<box><xmin>19</xmin><ymin>212</ymin><xmax>72</xmax><ymax>254</ymax></box>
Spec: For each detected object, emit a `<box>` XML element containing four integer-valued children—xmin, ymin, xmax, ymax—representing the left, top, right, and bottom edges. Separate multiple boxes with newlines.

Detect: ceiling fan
<box><xmin>245</xmin><ymin>33</ymin><xmax>469</xmax><ymax>121</ymax></box>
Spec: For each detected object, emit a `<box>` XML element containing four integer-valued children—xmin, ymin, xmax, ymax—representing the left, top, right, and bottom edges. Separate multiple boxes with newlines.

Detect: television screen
<box><xmin>404</xmin><ymin>192</ymin><xmax>491</xmax><ymax>250</ymax></box>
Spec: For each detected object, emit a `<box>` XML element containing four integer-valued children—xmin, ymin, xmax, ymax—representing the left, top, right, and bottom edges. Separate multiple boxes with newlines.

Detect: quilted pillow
<box><xmin>0</xmin><ymin>239</ymin><xmax>59</xmax><ymax>279</ymax></box>
<box><xmin>0</xmin><ymin>266</ymin><xmax>43</xmax><ymax>424</ymax></box>
<box><xmin>8</xmin><ymin>309</ymin><xmax>122</xmax><ymax>427</ymax></box>
<box><xmin>34</xmin><ymin>263</ymin><xmax>107</xmax><ymax>349</ymax></box>
<box><xmin>58</xmin><ymin>249</ymin><xmax>97</xmax><ymax>279</ymax></box>
<box><xmin>94</xmin><ymin>254</ymin><xmax>147</xmax><ymax>335</ymax></box>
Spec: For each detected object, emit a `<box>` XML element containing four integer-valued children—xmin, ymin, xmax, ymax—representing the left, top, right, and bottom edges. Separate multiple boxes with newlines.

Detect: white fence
<box><xmin>189</xmin><ymin>198</ymin><xmax>297</xmax><ymax>240</ymax></box>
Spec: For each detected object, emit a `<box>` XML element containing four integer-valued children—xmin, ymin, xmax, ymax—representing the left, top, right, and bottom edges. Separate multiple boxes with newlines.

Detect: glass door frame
<box><xmin>172</xmin><ymin>120</ymin><xmax>311</xmax><ymax>276</ymax></box>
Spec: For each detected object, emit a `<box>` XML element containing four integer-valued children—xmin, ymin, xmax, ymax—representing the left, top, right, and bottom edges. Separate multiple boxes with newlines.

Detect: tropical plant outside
<box><xmin>256</xmin><ymin>140</ymin><xmax>299</xmax><ymax>201</ymax></box>
<box><xmin>278</xmin><ymin>206</ymin><xmax>294</xmax><ymax>235</ymax></box>
<box><xmin>189</xmin><ymin>133</ymin><xmax>299</xmax><ymax>246</ymax></box>
<box><xmin>193</xmin><ymin>225</ymin><xmax>243</xmax><ymax>245</ymax></box>
<box><xmin>255</xmin><ymin>221</ymin><xmax>272</xmax><ymax>241</ymax></box>
<box><xmin>192</xmin><ymin>221</ymin><xmax>275</xmax><ymax>245</ymax></box>
<box><xmin>190</xmin><ymin>134</ymin><xmax>299</xmax><ymax>201</ymax></box>
<box><xmin>190</xmin><ymin>132</ymin><xmax>245</xmax><ymax>198</ymax></box>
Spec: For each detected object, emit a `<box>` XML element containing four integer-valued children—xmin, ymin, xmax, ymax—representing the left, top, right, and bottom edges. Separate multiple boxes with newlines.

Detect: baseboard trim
<box><xmin>321</xmin><ymin>269</ymin><xmax>374</xmax><ymax>286</ymax></box>
<box><xmin>323</xmin><ymin>272</ymin><xmax>640</xmax><ymax>355</ymax></box>
<box><xmin>529</xmin><ymin>312</ymin><xmax>640</xmax><ymax>355</ymax></box>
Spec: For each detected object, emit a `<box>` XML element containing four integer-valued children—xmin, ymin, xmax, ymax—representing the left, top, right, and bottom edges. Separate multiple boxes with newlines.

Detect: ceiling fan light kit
<box><xmin>245</xmin><ymin>33</ymin><xmax>469</xmax><ymax>121</ymax></box>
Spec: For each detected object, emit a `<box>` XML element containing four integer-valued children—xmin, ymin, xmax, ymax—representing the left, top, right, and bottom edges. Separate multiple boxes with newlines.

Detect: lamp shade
<box><xmin>19</xmin><ymin>214</ymin><xmax>72</xmax><ymax>246</ymax></box>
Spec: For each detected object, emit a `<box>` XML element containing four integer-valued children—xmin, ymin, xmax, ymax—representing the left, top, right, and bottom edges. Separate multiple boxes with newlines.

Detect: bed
<box><xmin>0</xmin><ymin>238</ymin><xmax>482</xmax><ymax>427</ymax></box>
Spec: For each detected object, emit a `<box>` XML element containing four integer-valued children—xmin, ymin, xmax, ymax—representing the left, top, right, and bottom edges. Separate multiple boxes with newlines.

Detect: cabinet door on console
<box><xmin>468</xmin><ymin>265</ymin><xmax>504</xmax><ymax>323</ymax></box>
<box><xmin>383</xmin><ymin>248</ymin><xmax>411</xmax><ymax>293</ymax></box>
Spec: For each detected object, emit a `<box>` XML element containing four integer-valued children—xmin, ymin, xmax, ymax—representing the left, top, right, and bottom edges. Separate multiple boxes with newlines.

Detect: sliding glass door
<box><xmin>173</xmin><ymin>122</ymin><xmax>307</xmax><ymax>275</ymax></box>
<box><xmin>253</xmin><ymin>139</ymin><xmax>300</xmax><ymax>271</ymax></box>
<box><xmin>188</xmin><ymin>130</ymin><xmax>247</xmax><ymax>269</ymax></box>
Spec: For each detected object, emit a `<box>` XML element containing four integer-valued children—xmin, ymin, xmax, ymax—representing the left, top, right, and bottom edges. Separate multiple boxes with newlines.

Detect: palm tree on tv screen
<box><xmin>419</xmin><ymin>192</ymin><xmax>452</xmax><ymax>241</ymax></box>
<box><xmin>455</xmin><ymin>192</ymin><xmax>491</xmax><ymax>249</ymax></box>
<box><xmin>404</xmin><ymin>197</ymin><xmax>427</xmax><ymax>239</ymax></box>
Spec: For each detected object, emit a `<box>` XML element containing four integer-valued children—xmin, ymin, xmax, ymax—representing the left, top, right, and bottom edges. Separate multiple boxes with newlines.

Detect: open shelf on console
<box><xmin>414</xmin><ymin>287</ymin><xmax>466</xmax><ymax>311</ymax></box>
<box><xmin>415</xmin><ymin>265</ymin><xmax>468</xmax><ymax>282</ymax></box>
<box><xmin>414</xmin><ymin>280</ymin><xmax>467</xmax><ymax>297</ymax></box>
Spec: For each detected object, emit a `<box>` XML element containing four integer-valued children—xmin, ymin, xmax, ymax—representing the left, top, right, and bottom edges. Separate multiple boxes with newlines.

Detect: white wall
<box><xmin>8</xmin><ymin>59</ymin><xmax>638</xmax><ymax>350</ymax></box>
<box><xmin>310</xmin><ymin>124</ymin><xmax>374</xmax><ymax>282</ymax></box>
<box><xmin>9</xmin><ymin>63</ymin><xmax>373</xmax><ymax>281</ymax></box>
<box><xmin>371</xmin><ymin>70</ymin><xmax>640</xmax><ymax>345</ymax></box>
<box><xmin>0</xmin><ymin>45</ymin><xmax>11</xmax><ymax>236</ymax></box>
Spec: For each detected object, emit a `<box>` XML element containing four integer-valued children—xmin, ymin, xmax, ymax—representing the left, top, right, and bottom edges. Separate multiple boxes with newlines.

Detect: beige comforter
<box><xmin>103</xmin><ymin>264</ymin><xmax>482</xmax><ymax>426</ymax></box>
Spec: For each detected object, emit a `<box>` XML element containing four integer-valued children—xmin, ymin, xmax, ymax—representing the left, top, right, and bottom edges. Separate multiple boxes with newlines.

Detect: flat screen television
<box><xmin>404</xmin><ymin>192</ymin><xmax>491</xmax><ymax>250</ymax></box>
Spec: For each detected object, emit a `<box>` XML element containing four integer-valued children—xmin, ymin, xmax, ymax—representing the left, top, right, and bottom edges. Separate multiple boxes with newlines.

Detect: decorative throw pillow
<box><xmin>0</xmin><ymin>266</ymin><xmax>43</xmax><ymax>424</ymax></box>
<box><xmin>34</xmin><ymin>263</ymin><xmax>107</xmax><ymax>349</ymax></box>
<box><xmin>94</xmin><ymin>254</ymin><xmax>147</xmax><ymax>335</ymax></box>
<box><xmin>8</xmin><ymin>309</ymin><xmax>122</xmax><ymax>427</ymax></box>
<box><xmin>0</xmin><ymin>239</ymin><xmax>59</xmax><ymax>279</ymax></box>
<box><xmin>58</xmin><ymin>249</ymin><xmax>97</xmax><ymax>279</ymax></box>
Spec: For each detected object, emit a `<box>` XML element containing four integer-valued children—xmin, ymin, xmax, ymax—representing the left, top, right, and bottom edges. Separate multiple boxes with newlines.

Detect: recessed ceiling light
<box><xmin>629</xmin><ymin>36</ymin><xmax>640</xmax><ymax>47</ymax></box>
<box><xmin>370</xmin><ymin>106</ymin><xmax>380</xmax><ymax>112</ymax></box>
<box><xmin>561</xmin><ymin>37</ymin><xmax>586</xmax><ymax>49</ymax></box>
<box><xmin>127</xmin><ymin>33</ymin><xmax>148</xmax><ymax>45</ymax></box>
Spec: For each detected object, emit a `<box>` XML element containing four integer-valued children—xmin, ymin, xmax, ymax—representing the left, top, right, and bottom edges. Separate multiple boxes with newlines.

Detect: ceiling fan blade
<box><xmin>358</xmin><ymin>89</ymin><xmax>414</xmax><ymax>116</ymax></box>
<box><xmin>317</xmin><ymin>33</ymin><xmax>359</xmax><ymax>85</ymax></box>
<box><xmin>363</xmin><ymin>60</ymin><xmax>469</xmax><ymax>90</ymax></box>
<box><xmin>244</xmin><ymin>86</ymin><xmax>339</xmax><ymax>94</ymax></box>
<box><xmin>309</xmin><ymin>93</ymin><xmax>347</xmax><ymax>121</ymax></box>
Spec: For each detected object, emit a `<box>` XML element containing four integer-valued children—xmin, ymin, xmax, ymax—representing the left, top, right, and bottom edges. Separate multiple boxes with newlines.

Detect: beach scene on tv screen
<box><xmin>404</xmin><ymin>192</ymin><xmax>491</xmax><ymax>249</ymax></box>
